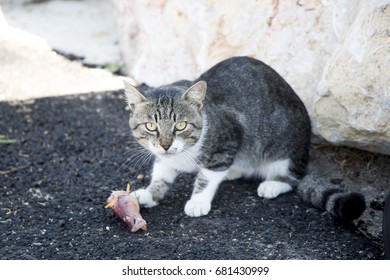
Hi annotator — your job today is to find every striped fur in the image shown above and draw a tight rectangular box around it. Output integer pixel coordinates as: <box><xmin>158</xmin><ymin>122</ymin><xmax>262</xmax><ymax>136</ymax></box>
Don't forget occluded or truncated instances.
<box><xmin>298</xmin><ymin>175</ymin><xmax>366</xmax><ymax>222</ymax></box>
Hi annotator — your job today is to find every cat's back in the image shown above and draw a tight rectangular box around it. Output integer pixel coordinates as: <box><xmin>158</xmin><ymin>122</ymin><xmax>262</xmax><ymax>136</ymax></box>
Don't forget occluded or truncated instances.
<box><xmin>198</xmin><ymin>56</ymin><xmax>308</xmax><ymax>120</ymax></box>
<box><xmin>197</xmin><ymin>56</ymin><xmax>311</xmax><ymax>165</ymax></box>
<box><xmin>197</xmin><ymin>56</ymin><xmax>302</xmax><ymax>109</ymax></box>
<box><xmin>199</xmin><ymin>56</ymin><xmax>271</xmax><ymax>84</ymax></box>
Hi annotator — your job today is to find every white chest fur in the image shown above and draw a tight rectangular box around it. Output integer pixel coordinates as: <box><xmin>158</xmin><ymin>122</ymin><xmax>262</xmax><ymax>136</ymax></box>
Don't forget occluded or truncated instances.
<box><xmin>157</xmin><ymin>143</ymin><xmax>203</xmax><ymax>173</ymax></box>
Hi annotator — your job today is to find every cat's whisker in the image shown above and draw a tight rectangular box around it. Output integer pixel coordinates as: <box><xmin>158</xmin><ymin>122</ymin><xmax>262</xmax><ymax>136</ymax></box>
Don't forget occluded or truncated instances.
<box><xmin>188</xmin><ymin>148</ymin><xmax>206</xmax><ymax>167</ymax></box>
<box><xmin>137</xmin><ymin>150</ymin><xmax>154</xmax><ymax>170</ymax></box>
<box><xmin>122</xmin><ymin>146</ymin><xmax>146</xmax><ymax>156</ymax></box>
<box><xmin>181</xmin><ymin>149</ymin><xmax>203</xmax><ymax>170</ymax></box>
<box><xmin>119</xmin><ymin>149</ymin><xmax>149</xmax><ymax>171</ymax></box>
<box><xmin>118</xmin><ymin>155</ymin><xmax>141</xmax><ymax>171</ymax></box>
<box><xmin>123</xmin><ymin>149</ymin><xmax>146</xmax><ymax>161</ymax></box>
<box><xmin>179</xmin><ymin>150</ymin><xmax>193</xmax><ymax>171</ymax></box>
<box><xmin>189</xmin><ymin>143</ymin><xmax>211</xmax><ymax>161</ymax></box>
<box><xmin>131</xmin><ymin>150</ymin><xmax>152</xmax><ymax>171</ymax></box>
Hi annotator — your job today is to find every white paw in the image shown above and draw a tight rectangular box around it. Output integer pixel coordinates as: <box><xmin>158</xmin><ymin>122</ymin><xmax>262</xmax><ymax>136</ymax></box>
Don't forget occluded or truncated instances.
<box><xmin>257</xmin><ymin>181</ymin><xmax>292</xmax><ymax>199</ymax></box>
<box><xmin>131</xmin><ymin>189</ymin><xmax>157</xmax><ymax>208</ymax></box>
<box><xmin>184</xmin><ymin>199</ymin><xmax>211</xmax><ymax>217</ymax></box>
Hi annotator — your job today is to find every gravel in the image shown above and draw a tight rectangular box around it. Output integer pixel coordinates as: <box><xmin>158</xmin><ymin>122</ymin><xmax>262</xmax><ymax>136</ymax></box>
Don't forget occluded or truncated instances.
<box><xmin>0</xmin><ymin>91</ymin><xmax>387</xmax><ymax>259</ymax></box>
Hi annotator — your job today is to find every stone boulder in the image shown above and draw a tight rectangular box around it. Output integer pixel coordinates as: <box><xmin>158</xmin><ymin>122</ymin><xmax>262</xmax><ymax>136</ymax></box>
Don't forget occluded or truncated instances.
<box><xmin>313</xmin><ymin>4</ymin><xmax>390</xmax><ymax>154</ymax></box>
<box><xmin>112</xmin><ymin>0</ymin><xmax>390</xmax><ymax>154</ymax></box>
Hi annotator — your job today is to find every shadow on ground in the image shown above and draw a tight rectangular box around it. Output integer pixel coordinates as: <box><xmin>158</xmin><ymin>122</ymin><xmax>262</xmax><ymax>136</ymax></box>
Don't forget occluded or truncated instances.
<box><xmin>0</xmin><ymin>91</ymin><xmax>388</xmax><ymax>259</ymax></box>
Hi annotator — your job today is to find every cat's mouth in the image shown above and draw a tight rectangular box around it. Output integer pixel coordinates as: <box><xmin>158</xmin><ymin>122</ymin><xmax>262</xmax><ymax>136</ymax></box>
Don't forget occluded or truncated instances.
<box><xmin>159</xmin><ymin>150</ymin><xmax>179</xmax><ymax>157</ymax></box>
<box><xmin>151</xmin><ymin>148</ymin><xmax>177</xmax><ymax>158</ymax></box>
<box><xmin>148</xmin><ymin>141</ymin><xmax>185</xmax><ymax>157</ymax></box>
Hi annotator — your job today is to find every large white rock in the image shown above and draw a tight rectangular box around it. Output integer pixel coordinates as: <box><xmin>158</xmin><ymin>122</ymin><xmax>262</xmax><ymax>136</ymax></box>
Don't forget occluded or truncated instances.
<box><xmin>314</xmin><ymin>3</ymin><xmax>390</xmax><ymax>154</ymax></box>
<box><xmin>112</xmin><ymin>0</ymin><xmax>390</xmax><ymax>154</ymax></box>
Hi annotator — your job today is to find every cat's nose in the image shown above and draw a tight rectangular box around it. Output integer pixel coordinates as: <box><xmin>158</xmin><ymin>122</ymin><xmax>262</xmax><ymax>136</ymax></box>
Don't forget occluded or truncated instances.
<box><xmin>161</xmin><ymin>144</ymin><xmax>171</xmax><ymax>151</ymax></box>
<box><xmin>159</xmin><ymin>137</ymin><xmax>172</xmax><ymax>151</ymax></box>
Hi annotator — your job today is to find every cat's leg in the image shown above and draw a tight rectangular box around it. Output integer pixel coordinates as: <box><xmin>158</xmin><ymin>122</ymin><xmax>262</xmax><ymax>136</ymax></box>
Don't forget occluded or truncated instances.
<box><xmin>185</xmin><ymin>169</ymin><xmax>229</xmax><ymax>217</ymax></box>
<box><xmin>226</xmin><ymin>166</ymin><xmax>243</xmax><ymax>181</ymax></box>
<box><xmin>133</xmin><ymin>160</ymin><xmax>178</xmax><ymax>207</ymax></box>
<box><xmin>257</xmin><ymin>159</ymin><xmax>296</xmax><ymax>199</ymax></box>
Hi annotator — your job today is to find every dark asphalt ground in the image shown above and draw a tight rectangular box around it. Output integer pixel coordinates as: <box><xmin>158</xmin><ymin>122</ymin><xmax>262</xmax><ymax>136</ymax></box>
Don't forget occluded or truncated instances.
<box><xmin>0</xmin><ymin>91</ymin><xmax>387</xmax><ymax>259</ymax></box>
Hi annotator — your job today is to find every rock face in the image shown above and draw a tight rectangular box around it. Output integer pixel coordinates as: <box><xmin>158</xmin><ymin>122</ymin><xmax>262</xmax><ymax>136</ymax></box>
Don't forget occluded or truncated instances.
<box><xmin>313</xmin><ymin>4</ymin><xmax>390</xmax><ymax>155</ymax></box>
<box><xmin>113</xmin><ymin>0</ymin><xmax>390</xmax><ymax>154</ymax></box>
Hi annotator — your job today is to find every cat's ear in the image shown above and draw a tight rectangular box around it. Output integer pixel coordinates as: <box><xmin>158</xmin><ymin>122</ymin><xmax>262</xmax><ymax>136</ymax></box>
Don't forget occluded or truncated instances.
<box><xmin>181</xmin><ymin>81</ymin><xmax>207</xmax><ymax>111</ymax></box>
<box><xmin>123</xmin><ymin>80</ymin><xmax>147</xmax><ymax>110</ymax></box>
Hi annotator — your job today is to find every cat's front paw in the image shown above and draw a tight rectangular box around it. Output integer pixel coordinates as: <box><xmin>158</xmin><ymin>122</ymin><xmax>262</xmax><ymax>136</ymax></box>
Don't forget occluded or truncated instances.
<box><xmin>184</xmin><ymin>199</ymin><xmax>211</xmax><ymax>217</ymax></box>
<box><xmin>257</xmin><ymin>181</ymin><xmax>292</xmax><ymax>199</ymax></box>
<box><xmin>131</xmin><ymin>189</ymin><xmax>157</xmax><ymax>208</ymax></box>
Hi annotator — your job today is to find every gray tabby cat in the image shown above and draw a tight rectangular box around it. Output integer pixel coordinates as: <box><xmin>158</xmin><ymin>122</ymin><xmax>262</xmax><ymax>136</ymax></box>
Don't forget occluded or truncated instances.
<box><xmin>124</xmin><ymin>56</ymin><xmax>365</xmax><ymax>221</ymax></box>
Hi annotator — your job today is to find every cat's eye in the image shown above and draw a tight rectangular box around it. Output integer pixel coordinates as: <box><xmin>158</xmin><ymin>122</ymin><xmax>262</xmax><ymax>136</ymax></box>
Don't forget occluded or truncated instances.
<box><xmin>175</xmin><ymin>121</ymin><xmax>187</xmax><ymax>131</ymax></box>
<box><xmin>145</xmin><ymin>122</ymin><xmax>157</xmax><ymax>132</ymax></box>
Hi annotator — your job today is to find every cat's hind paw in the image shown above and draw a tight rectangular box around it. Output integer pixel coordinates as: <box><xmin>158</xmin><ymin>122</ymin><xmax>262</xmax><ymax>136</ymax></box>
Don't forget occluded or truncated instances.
<box><xmin>131</xmin><ymin>189</ymin><xmax>157</xmax><ymax>208</ymax></box>
<box><xmin>257</xmin><ymin>181</ymin><xmax>292</xmax><ymax>199</ymax></box>
<box><xmin>184</xmin><ymin>199</ymin><xmax>211</xmax><ymax>217</ymax></box>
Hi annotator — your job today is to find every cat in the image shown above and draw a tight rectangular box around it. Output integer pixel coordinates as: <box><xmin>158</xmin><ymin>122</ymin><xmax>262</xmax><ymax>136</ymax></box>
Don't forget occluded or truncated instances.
<box><xmin>123</xmin><ymin>56</ymin><xmax>365</xmax><ymax>221</ymax></box>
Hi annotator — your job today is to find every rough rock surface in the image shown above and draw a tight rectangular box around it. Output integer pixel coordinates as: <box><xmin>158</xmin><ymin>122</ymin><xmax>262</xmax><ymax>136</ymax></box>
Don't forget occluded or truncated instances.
<box><xmin>112</xmin><ymin>0</ymin><xmax>390</xmax><ymax>155</ymax></box>
<box><xmin>313</xmin><ymin>4</ymin><xmax>390</xmax><ymax>155</ymax></box>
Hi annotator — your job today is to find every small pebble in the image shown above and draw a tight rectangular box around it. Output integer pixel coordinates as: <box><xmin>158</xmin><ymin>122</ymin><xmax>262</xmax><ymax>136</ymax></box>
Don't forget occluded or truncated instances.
<box><xmin>137</xmin><ymin>174</ymin><xmax>144</xmax><ymax>180</ymax></box>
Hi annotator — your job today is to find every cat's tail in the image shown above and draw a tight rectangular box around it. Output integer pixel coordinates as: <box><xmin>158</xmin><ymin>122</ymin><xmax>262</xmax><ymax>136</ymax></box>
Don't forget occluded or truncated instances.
<box><xmin>297</xmin><ymin>175</ymin><xmax>366</xmax><ymax>222</ymax></box>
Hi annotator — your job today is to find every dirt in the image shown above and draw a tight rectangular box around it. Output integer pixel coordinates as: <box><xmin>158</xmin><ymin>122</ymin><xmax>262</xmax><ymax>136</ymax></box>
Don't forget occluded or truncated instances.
<box><xmin>0</xmin><ymin>91</ymin><xmax>388</xmax><ymax>259</ymax></box>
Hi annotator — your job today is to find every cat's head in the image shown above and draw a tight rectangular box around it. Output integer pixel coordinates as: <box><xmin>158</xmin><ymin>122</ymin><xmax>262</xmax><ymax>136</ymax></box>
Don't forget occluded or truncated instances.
<box><xmin>124</xmin><ymin>80</ymin><xmax>207</xmax><ymax>158</ymax></box>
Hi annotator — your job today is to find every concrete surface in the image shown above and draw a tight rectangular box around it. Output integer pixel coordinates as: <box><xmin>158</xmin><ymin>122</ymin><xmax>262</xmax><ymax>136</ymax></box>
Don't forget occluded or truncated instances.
<box><xmin>2</xmin><ymin>0</ymin><xmax>120</xmax><ymax>65</ymax></box>
<box><xmin>0</xmin><ymin>1</ymin><xmax>128</xmax><ymax>102</ymax></box>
